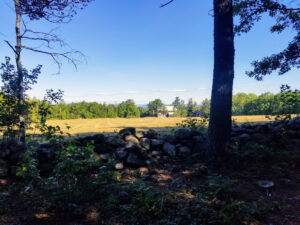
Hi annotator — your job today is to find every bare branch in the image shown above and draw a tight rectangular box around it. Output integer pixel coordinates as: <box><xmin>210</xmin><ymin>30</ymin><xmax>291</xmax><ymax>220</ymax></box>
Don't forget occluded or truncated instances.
<box><xmin>160</xmin><ymin>0</ymin><xmax>175</xmax><ymax>8</ymax></box>
<box><xmin>4</xmin><ymin>40</ymin><xmax>17</xmax><ymax>54</ymax></box>
<box><xmin>21</xmin><ymin>45</ymin><xmax>84</xmax><ymax>74</ymax></box>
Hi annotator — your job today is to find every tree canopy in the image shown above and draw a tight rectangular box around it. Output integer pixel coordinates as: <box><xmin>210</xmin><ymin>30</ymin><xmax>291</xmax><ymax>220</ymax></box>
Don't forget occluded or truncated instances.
<box><xmin>234</xmin><ymin>0</ymin><xmax>300</xmax><ymax>80</ymax></box>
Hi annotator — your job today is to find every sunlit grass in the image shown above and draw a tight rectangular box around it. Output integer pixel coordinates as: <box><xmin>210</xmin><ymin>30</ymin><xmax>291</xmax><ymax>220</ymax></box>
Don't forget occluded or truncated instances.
<box><xmin>26</xmin><ymin>115</ymin><xmax>282</xmax><ymax>136</ymax></box>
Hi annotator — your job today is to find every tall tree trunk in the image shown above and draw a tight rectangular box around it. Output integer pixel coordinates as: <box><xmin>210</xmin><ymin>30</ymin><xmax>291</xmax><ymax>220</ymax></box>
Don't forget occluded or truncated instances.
<box><xmin>14</xmin><ymin>0</ymin><xmax>26</xmax><ymax>143</ymax></box>
<box><xmin>207</xmin><ymin>0</ymin><xmax>234</xmax><ymax>161</ymax></box>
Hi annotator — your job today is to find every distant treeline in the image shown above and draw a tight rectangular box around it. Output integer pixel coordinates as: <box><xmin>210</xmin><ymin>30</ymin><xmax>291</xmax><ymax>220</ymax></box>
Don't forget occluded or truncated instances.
<box><xmin>12</xmin><ymin>91</ymin><xmax>300</xmax><ymax>121</ymax></box>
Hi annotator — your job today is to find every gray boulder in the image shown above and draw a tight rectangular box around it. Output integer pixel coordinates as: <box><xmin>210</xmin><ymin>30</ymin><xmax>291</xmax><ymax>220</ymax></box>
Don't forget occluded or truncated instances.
<box><xmin>174</xmin><ymin>128</ymin><xmax>192</xmax><ymax>140</ymax></box>
<box><xmin>163</xmin><ymin>142</ymin><xmax>176</xmax><ymax>158</ymax></box>
<box><xmin>115</xmin><ymin>162</ymin><xmax>124</xmax><ymax>170</ymax></box>
<box><xmin>125</xmin><ymin>141</ymin><xmax>141</xmax><ymax>152</ymax></box>
<box><xmin>126</xmin><ymin>153</ymin><xmax>145</xmax><ymax>167</ymax></box>
<box><xmin>105</xmin><ymin>135</ymin><xmax>124</xmax><ymax>147</ymax></box>
<box><xmin>119</xmin><ymin>127</ymin><xmax>136</xmax><ymax>139</ymax></box>
<box><xmin>151</xmin><ymin>139</ymin><xmax>164</xmax><ymax>149</ymax></box>
<box><xmin>178</xmin><ymin>146</ymin><xmax>191</xmax><ymax>158</ymax></box>
<box><xmin>161</xmin><ymin>134</ymin><xmax>176</xmax><ymax>144</ymax></box>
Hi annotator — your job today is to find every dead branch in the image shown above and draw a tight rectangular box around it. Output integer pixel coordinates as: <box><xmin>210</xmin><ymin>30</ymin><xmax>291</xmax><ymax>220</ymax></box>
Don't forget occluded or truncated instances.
<box><xmin>21</xmin><ymin>45</ymin><xmax>84</xmax><ymax>73</ymax></box>
<box><xmin>160</xmin><ymin>0</ymin><xmax>175</xmax><ymax>8</ymax></box>
<box><xmin>4</xmin><ymin>40</ymin><xmax>17</xmax><ymax>54</ymax></box>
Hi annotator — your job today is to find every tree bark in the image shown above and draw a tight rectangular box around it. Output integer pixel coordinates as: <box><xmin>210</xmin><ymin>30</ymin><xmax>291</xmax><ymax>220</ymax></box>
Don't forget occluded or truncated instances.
<box><xmin>207</xmin><ymin>0</ymin><xmax>235</xmax><ymax>161</ymax></box>
<box><xmin>14</xmin><ymin>0</ymin><xmax>26</xmax><ymax>143</ymax></box>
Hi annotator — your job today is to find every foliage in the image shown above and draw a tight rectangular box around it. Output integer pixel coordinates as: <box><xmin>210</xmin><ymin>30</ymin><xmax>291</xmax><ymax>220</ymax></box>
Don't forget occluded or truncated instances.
<box><xmin>117</xmin><ymin>99</ymin><xmax>140</xmax><ymax>118</ymax></box>
<box><xmin>177</xmin><ymin>117</ymin><xmax>208</xmax><ymax>131</ymax></box>
<box><xmin>0</xmin><ymin>57</ymin><xmax>41</xmax><ymax>139</ymax></box>
<box><xmin>186</xmin><ymin>98</ymin><xmax>197</xmax><ymax>117</ymax></box>
<box><xmin>3</xmin><ymin>89</ymin><xmax>299</xmax><ymax>124</ymax></box>
<box><xmin>147</xmin><ymin>99</ymin><xmax>167</xmax><ymax>116</ymax></box>
<box><xmin>274</xmin><ymin>84</ymin><xmax>300</xmax><ymax>120</ymax></box>
<box><xmin>172</xmin><ymin>97</ymin><xmax>187</xmax><ymax>117</ymax></box>
<box><xmin>234</xmin><ymin>0</ymin><xmax>300</xmax><ymax>80</ymax></box>
<box><xmin>199</xmin><ymin>98</ymin><xmax>210</xmax><ymax>117</ymax></box>
<box><xmin>20</xmin><ymin>0</ymin><xmax>94</xmax><ymax>23</ymax></box>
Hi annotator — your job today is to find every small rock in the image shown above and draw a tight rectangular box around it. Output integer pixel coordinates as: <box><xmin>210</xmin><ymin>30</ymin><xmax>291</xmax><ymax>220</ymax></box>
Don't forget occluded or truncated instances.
<box><xmin>126</xmin><ymin>153</ymin><xmax>144</xmax><ymax>167</ymax></box>
<box><xmin>140</xmin><ymin>138</ymin><xmax>151</xmax><ymax>150</ymax></box>
<box><xmin>139</xmin><ymin>167</ymin><xmax>149</xmax><ymax>176</ymax></box>
<box><xmin>115</xmin><ymin>162</ymin><xmax>124</xmax><ymax>170</ymax></box>
<box><xmin>125</xmin><ymin>141</ymin><xmax>141</xmax><ymax>152</ymax></box>
<box><xmin>124</xmin><ymin>135</ymin><xmax>139</xmax><ymax>143</ymax></box>
<box><xmin>163</xmin><ymin>142</ymin><xmax>176</xmax><ymax>158</ymax></box>
<box><xmin>151</xmin><ymin>150</ymin><xmax>162</xmax><ymax>157</ymax></box>
<box><xmin>99</xmin><ymin>153</ymin><xmax>111</xmax><ymax>161</ymax></box>
<box><xmin>151</xmin><ymin>139</ymin><xmax>164</xmax><ymax>149</ymax></box>
<box><xmin>115</xmin><ymin>148</ymin><xmax>128</xmax><ymax>160</ymax></box>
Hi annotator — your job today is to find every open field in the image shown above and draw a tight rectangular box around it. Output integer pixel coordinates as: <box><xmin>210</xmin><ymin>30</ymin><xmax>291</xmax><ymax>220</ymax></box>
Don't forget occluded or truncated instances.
<box><xmin>27</xmin><ymin>115</ymin><xmax>280</xmax><ymax>136</ymax></box>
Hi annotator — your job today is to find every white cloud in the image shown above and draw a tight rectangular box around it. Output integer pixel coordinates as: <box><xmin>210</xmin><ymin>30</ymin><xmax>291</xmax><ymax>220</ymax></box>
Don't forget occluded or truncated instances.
<box><xmin>125</xmin><ymin>90</ymin><xmax>138</xmax><ymax>94</ymax></box>
<box><xmin>157</xmin><ymin>89</ymin><xmax>186</xmax><ymax>93</ymax></box>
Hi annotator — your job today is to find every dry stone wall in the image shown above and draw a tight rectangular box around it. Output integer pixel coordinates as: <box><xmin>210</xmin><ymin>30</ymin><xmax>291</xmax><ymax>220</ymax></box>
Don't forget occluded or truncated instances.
<box><xmin>0</xmin><ymin>117</ymin><xmax>300</xmax><ymax>177</ymax></box>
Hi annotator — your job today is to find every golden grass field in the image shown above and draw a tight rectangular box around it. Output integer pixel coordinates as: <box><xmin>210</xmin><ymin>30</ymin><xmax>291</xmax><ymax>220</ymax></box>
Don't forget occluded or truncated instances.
<box><xmin>27</xmin><ymin>115</ymin><xmax>278</xmax><ymax>136</ymax></box>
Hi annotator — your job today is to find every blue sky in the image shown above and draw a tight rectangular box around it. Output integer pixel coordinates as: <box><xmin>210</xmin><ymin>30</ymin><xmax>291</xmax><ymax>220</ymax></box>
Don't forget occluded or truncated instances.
<box><xmin>0</xmin><ymin>0</ymin><xmax>299</xmax><ymax>104</ymax></box>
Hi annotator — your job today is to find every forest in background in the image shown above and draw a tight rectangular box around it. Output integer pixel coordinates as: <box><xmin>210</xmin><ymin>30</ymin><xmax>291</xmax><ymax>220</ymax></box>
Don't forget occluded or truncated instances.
<box><xmin>8</xmin><ymin>90</ymin><xmax>299</xmax><ymax>121</ymax></box>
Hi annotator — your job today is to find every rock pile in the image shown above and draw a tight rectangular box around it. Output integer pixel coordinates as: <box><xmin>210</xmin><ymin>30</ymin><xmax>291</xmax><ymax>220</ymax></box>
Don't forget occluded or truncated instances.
<box><xmin>75</xmin><ymin>127</ymin><xmax>207</xmax><ymax>169</ymax></box>
<box><xmin>231</xmin><ymin>117</ymin><xmax>300</xmax><ymax>145</ymax></box>
<box><xmin>0</xmin><ymin>117</ymin><xmax>299</xmax><ymax>177</ymax></box>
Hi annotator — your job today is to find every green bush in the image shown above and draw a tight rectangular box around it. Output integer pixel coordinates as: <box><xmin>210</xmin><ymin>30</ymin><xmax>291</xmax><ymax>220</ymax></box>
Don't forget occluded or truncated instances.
<box><xmin>176</xmin><ymin>117</ymin><xmax>208</xmax><ymax>131</ymax></box>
